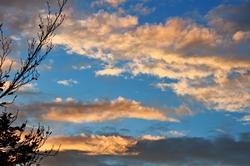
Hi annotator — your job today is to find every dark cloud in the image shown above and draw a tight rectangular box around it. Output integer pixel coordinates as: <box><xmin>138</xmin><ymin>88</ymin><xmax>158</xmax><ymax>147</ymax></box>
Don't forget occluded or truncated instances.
<box><xmin>0</xmin><ymin>0</ymin><xmax>46</xmax><ymax>8</ymax></box>
<box><xmin>42</xmin><ymin>151</ymin><xmax>146</xmax><ymax>166</ymax></box>
<box><xmin>40</xmin><ymin>134</ymin><xmax>250</xmax><ymax>166</ymax></box>
<box><xmin>0</xmin><ymin>0</ymin><xmax>46</xmax><ymax>32</ymax></box>
<box><xmin>207</xmin><ymin>2</ymin><xmax>250</xmax><ymax>33</ymax></box>
<box><xmin>240</xmin><ymin>132</ymin><xmax>250</xmax><ymax>142</ymax></box>
<box><xmin>42</xmin><ymin>151</ymin><xmax>105</xmax><ymax>166</ymax></box>
<box><xmin>130</xmin><ymin>135</ymin><xmax>250</xmax><ymax>166</ymax></box>
<box><xmin>0</xmin><ymin>0</ymin><xmax>71</xmax><ymax>34</ymax></box>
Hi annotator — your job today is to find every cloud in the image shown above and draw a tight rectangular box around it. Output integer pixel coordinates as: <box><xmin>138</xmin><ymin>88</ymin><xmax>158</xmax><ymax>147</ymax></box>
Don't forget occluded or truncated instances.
<box><xmin>41</xmin><ymin>134</ymin><xmax>137</xmax><ymax>155</ymax></box>
<box><xmin>38</xmin><ymin>59</ymin><xmax>54</xmax><ymax>71</ymax></box>
<box><xmin>53</xmin><ymin>11</ymin><xmax>138</xmax><ymax>62</ymax></box>
<box><xmin>42</xmin><ymin>151</ymin><xmax>105</xmax><ymax>166</ymax></box>
<box><xmin>174</xmin><ymin>105</ymin><xmax>193</xmax><ymax>117</ymax></box>
<box><xmin>53</xmin><ymin>9</ymin><xmax>250</xmax><ymax>111</ymax></box>
<box><xmin>16</xmin><ymin>83</ymin><xmax>41</xmax><ymax>96</ymax></box>
<box><xmin>165</xmin><ymin>75</ymin><xmax>250</xmax><ymax>111</ymax></box>
<box><xmin>130</xmin><ymin>3</ymin><xmax>155</xmax><ymax>16</ymax></box>
<box><xmin>18</xmin><ymin>83</ymin><xmax>38</xmax><ymax>92</ymax></box>
<box><xmin>2</xmin><ymin>0</ymin><xmax>250</xmax><ymax>113</ymax></box>
<box><xmin>54</xmin><ymin>97</ymin><xmax>75</xmax><ymax>103</ymax></box>
<box><xmin>106</xmin><ymin>0</ymin><xmax>125</xmax><ymax>7</ymax></box>
<box><xmin>207</xmin><ymin>2</ymin><xmax>250</xmax><ymax>33</ymax></box>
<box><xmin>241</xmin><ymin>115</ymin><xmax>250</xmax><ymax>123</ymax></box>
<box><xmin>165</xmin><ymin>130</ymin><xmax>186</xmax><ymax>138</ymax></box>
<box><xmin>3</xmin><ymin>2</ymin><xmax>245</xmax><ymax>112</ymax></box>
<box><xmin>42</xmin><ymin>134</ymin><xmax>250</xmax><ymax>166</ymax></box>
<box><xmin>0</xmin><ymin>0</ymin><xmax>46</xmax><ymax>8</ymax></box>
<box><xmin>54</xmin><ymin>97</ymin><xmax>63</xmax><ymax>103</ymax></box>
<box><xmin>130</xmin><ymin>135</ymin><xmax>250</xmax><ymax>165</ymax></box>
<box><xmin>92</xmin><ymin>0</ymin><xmax>126</xmax><ymax>7</ymax></box>
<box><xmin>57</xmin><ymin>79</ymin><xmax>79</xmax><ymax>86</ymax></box>
<box><xmin>0</xmin><ymin>0</ymin><xmax>64</xmax><ymax>35</ymax></box>
<box><xmin>39</xmin><ymin>97</ymin><xmax>178</xmax><ymax>123</ymax></box>
<box><xmin>95</xmin><ymin>67</ymin><xmax>124</xmax><ymax>76</ymax></box>
<box><xmin>41</xmin><ymin>133</ymin><xmax>186</xmax><ymax>156</ymax></box>
<box><xmin>65</xmin><ymin>97</ymin><xmax>75</xmax><ymax>102</ymax></box>
<box><xmin>233</xmin><ymin>31</ymin><xmax>250</xmax><ymax>42</ymax></box>
<box><xmin>19</xmin><ymin>97</ymin><xmax>178</xmax><ymax>123</ymax></box>
<box><xmin>140</xmin><ymin>135</ymin><xmax>165</xmax><ymax>141</ymax></box>
<box><xmin>72</xmin><ymin>64</ymin><xmax>91</xmax><ymax>70</ymax></box>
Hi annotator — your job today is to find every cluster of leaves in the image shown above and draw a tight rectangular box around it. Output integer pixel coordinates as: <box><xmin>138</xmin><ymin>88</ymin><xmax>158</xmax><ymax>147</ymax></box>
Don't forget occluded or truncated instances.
<box><xmin>0</xmin><ymin>0</ymin><xmax>67</xmax><ymax>165</ymax></box>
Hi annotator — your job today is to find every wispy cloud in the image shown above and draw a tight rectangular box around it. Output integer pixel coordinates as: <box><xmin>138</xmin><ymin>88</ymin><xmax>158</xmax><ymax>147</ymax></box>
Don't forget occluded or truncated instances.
<box><xmin>95</xmin><ymin>67</ymin><xmax>124</xmax><ymax>76</ymax></box>
<box><xmin>140</xmin><ymin>135</ymin><xmax>166</xmax><ymax>141</ymax></box>
<box><xmin>16</xmin><ymin>83</ymin><xmax>41</xmax><ymax>96</ymax></box>
<box><xmin>92</xmin><ymin>0</ymin><xmax>126</xmax><ymax>7</ymax></box>
<box><xmin>42</xmin><ymin>97</ymin><xmax>178</xmax><ymax>123</ymax></box>
<box><xmin>72</xmin><ymin>64</ymin><xmax>91</xmax><ymax>71</ymax></box>
<box><xmin>57</xmin><ymin>79</ymin><xmax>79</xmax><ymax>86</ymax></box>
<box><xmin>241</xmin><ymin>115</ymin><xmax>250</xmax><ymax>123</ymax></box>
<box><xmin>20</xmin><ymin>97</ymin><xmax>179</xmax><ymax>123</ymax></box>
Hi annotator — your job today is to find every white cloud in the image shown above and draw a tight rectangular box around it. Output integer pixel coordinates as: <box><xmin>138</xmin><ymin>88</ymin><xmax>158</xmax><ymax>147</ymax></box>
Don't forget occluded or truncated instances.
<box><xmin>57</xmin><ymin>79</ymin><xmax>79</xmax><ymax>86</ymax></box>
<box><xmin>65</xmin><ymin>97</ymin><xmax>75</xmax><ymax>102</ymax></box>
<box><xmin>54</xmin><ymin>97</ymin><xmax>63</xmax><ymax>103</ymax></box>
<box><xmin>54</xmin><ymin>97</ymin><xmax>75</xmax><ymax>103</ymax></box>
<box><xmin>18</xmin><ymin>83</ymin><xmax>39</xmax><ymax>93</ymax></box>
<box><xmin>166</xmin><ymin>130</ymin><xmax>186</xmax><ymax>138</ymax></box>
<box><xmin>241</xmin><ymin>115</ymin><xmax>250</xmax><ymax>122</ymax></box>
<box><xmin>72</xmin><ymin>64</ymin><xmax>91</xmax><ymax>70</ymax></box>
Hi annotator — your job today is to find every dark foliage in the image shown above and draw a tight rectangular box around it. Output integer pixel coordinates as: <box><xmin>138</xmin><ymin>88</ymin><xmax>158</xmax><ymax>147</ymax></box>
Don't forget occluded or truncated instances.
<box><xmin>0</xmin><ymin>112</ymin><xmax>57</xmax><ymax>166</ymax></box>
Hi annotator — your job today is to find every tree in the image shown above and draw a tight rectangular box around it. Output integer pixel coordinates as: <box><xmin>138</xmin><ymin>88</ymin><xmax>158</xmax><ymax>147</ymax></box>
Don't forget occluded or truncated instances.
<box><xmin>0</xmin><ymin>0</ymin><xmax>67</xmax><ymax>165</ymax></box>
<box><xmin>0</xmin><ymin>111</ymin><xmax>55</xmax><ymax>165</ymax></box>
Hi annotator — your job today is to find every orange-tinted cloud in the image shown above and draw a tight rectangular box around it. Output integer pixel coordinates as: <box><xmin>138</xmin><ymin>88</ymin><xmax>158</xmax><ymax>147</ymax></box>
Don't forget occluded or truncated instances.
<box><xmin>92</xmin><ymin>0</ymin><xmax>126</xmax><ymax>7</ymax></box>
<box><xmin>95</xmin><ymin>67</ymin><xmax>125</xmax><ymax>76</ymax></box>
<box><xmin>53</xmin><ymin>9</ymin><xmax>250</xmax><ymax>112</ymax></box>
<box><xmin>21</xmin><ymin>97</ymin><xmax>178</xmax><ymax>123</ymax></box>
<box><xmin>41</xmin><ymin>134</ymin><xmax>137</xmax><ymax>155</ymax></box>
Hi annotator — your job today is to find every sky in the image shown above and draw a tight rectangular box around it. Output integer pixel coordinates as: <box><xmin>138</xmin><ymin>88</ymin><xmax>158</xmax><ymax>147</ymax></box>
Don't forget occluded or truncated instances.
<box><xmin>1</xmin><ymin>0</ymin><xmax>250</xmax><ymax>165</ymax></box>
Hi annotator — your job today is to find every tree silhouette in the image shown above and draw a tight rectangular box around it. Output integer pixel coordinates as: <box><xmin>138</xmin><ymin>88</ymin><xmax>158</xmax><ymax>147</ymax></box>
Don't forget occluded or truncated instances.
<box><xmin>0</xmin><ymin>111</ymin><xmax>56</xmax><ymax>165</ymax></box>
<box><xmin>0</xmin><ymin>0</ymin><xmax>67</xmax><ymax>165</ymax></box>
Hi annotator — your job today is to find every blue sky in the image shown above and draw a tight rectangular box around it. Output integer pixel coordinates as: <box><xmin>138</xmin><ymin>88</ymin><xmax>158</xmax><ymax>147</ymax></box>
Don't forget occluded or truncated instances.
<box><xmin>1</xmin><ymin>0</ymin><xmax>250</xmax><ymax>165</ymax></box>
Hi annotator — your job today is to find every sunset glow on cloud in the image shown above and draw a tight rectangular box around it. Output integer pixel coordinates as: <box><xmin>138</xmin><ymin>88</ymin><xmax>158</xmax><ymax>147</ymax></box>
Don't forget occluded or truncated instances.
<box><xmin>42</xmin><ymin>134</ymin><xmax>138</xmax><ymax>155</ymax></box>
<box><xmin>1</xmin><ymin>0</ymin><xmax>250</xmax><ymax>165</ymax></box>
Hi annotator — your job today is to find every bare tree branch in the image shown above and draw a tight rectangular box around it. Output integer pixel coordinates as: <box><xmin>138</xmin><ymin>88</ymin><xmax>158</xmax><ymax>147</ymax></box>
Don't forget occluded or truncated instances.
<box><xmin>0</xmin><ymin>0</ymin><xmax>67</xmax><ymax>107</ymax></box>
